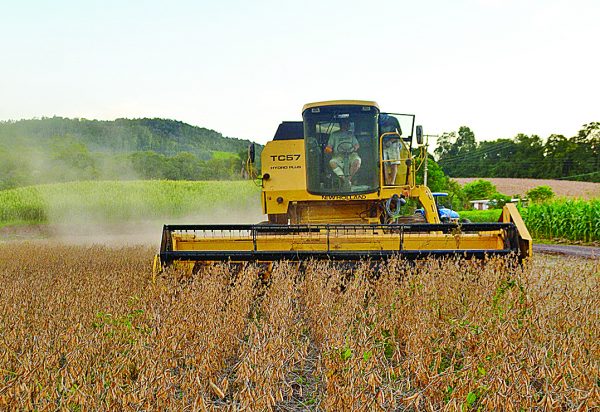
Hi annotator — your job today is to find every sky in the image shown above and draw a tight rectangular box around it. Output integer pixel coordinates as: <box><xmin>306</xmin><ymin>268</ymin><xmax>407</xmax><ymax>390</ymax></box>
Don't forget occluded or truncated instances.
<box><xmin>1</xmin><ymin>0</ymin><xmax>598</xmax><ymax>145</ymax></box>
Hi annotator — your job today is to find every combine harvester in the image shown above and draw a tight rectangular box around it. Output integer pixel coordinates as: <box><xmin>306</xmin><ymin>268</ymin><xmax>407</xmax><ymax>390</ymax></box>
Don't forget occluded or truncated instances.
<box><xmin>154</xmin><ymin>100</ymin><xmax>531</xmax><ymax>274</ymax></box>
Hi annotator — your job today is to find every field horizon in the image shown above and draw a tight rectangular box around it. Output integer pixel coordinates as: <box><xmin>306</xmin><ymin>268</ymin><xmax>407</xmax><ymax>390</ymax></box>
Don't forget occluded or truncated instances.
<box><xmin>453</xmin><ymin>177</ymin><xmax>600</xmax><ymax>200</ymax></box>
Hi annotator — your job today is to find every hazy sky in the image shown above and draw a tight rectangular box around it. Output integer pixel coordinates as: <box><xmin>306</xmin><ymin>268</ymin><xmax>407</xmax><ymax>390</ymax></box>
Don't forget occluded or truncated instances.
<box><xmin>1</xmin><ymin>0</ymin><xmax>598</xmax><ymax>144</ymax></box>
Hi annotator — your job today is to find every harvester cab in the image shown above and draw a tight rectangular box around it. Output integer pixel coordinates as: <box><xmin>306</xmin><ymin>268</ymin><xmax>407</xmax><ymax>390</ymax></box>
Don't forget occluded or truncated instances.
<box><xmin>154</xmin><ymin>100</ymin><xmax>532</xmax><ymax>274</ymax></box>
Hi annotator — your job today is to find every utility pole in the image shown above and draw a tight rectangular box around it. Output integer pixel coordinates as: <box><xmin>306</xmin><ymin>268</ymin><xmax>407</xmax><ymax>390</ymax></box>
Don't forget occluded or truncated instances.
<box><xmin>423</xmin><ymin>134</ymin><xmax>428</xmax><ymax>187</ymax></box>
<box><xmin>423</xmin><ymin>134</ymin><xmax>439</xmax><ymax>187</ymax></box>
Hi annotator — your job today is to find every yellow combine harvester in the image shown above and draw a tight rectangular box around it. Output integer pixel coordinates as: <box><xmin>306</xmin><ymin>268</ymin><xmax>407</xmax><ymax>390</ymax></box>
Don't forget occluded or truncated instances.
<box><xmin>154</xmin><ymin>100</ymin><xmax>531</xmax><ymax>273</ymax></box>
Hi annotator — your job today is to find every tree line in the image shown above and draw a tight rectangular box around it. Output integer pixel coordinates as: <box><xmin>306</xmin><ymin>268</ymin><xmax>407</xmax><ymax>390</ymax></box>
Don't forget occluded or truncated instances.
<box><xmin>0</xmin><ymin>141</ymin><xmax>250</xmax><ymax>190</ymax></box>
<box><xmin>434</xmin><ymin>122</ymin><xmax>599</xmax><ymax>182</ymax></box>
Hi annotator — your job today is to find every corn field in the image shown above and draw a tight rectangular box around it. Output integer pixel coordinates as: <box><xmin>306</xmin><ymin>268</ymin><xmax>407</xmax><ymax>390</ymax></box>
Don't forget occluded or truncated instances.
<box><xmin>523</xmin><ymin>199</ymin><xmax>600</xmax><ymax>243</ymax></box>
<box><xmin>0</xmin><ymin>244</ymin><xmax>598</xmax><ymax>411</ymax></box>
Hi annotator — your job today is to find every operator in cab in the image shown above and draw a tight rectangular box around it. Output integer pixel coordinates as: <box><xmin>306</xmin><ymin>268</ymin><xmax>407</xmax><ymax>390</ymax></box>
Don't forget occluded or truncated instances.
<box><xmin>324</xmin><ymin>118</ymin><xmax>361</xmax><ymax>187</ymax></box>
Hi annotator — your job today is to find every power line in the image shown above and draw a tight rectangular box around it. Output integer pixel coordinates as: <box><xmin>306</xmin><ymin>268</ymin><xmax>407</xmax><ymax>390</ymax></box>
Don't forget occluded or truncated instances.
<box><xmin>435</xmin><ymin>136</ymin><xmax>598</xmax><ymax>165</ymax></box>
<box><xmin>435</xmin><ymin>141</ymin><xmax>517</xmax><ymax>163</ymax></box>
<box><xmin>437</xmin><ymin>141</ymin><xmax>517</xmax><ymax>160</ymax></box>
<box><xmin>441</xmin><ymin>157</ymin><xmax>597</xmax><ymax>167</ymax></box>
<box><xmin>556</xmin><ymin>170</ymin><xmax>600</xmax><ymax>180</ymax></box>
<box><xmin>437</xmin><ymin>146</ymin><xmax>597</xmax><ymax>166</ymax></box>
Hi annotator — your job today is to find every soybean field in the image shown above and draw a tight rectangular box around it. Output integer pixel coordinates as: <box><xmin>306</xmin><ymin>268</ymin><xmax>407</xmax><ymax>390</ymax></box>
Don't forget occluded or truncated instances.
<box><xmin>0</xmin><ymin>245</ymin><xmax>598</xmax><ymax>410</ymax></box>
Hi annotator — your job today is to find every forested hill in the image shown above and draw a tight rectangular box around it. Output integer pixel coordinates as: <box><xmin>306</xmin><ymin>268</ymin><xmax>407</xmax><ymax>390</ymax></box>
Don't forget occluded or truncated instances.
<box><xmin>0</xmin><ymin>117</ymin><xmax>251</xmax><ymax>159</ymax></box>
<box><xmin>0</xmin><ymin>117</ymin><xmax>257</xmax><ymax>190</ymax></box>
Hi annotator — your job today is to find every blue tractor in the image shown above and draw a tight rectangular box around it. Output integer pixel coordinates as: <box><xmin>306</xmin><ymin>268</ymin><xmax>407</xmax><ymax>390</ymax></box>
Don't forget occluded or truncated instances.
<box><xmin>415</xmin><ymin>192</ymin><xmax>467</xmax><ymax>223</ymax></box>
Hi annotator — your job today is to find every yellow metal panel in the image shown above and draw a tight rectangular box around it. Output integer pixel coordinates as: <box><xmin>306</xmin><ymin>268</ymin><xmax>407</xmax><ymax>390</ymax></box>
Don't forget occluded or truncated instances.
<box><xmin>296</xmin><ymin>201</ymin><xmax>372</xmax><ymax>224</ymax></box>
<box><xmin>171</xmin><ymin>231</ymin><xmax>508</xmax><ymax>253</ymax></box>
<box><xmin>302</xmin><ymin>100</ymin><xmax>379</xmax><ymax>112</ymax></box>
<box><xmin>262</xmin><ymin>140</ymin><xmax>306</xmax><ymax>191</ymax></box>
<box><xmin>261</xmin><ymin>139</ymin><xmax>306</xmax><ymax>214</ymax></box>
<box><xmin>500</xmin><ymin>203</ymin><xmax>533</xmax><ymax>259</ymax></box>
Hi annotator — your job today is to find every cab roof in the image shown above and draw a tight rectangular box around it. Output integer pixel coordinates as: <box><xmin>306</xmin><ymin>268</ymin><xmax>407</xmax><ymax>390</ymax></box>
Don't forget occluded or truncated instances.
<box><xmin>302</xmin><ymin>100</ymin><xmax>379</xmax><ymax>112</ymax></box>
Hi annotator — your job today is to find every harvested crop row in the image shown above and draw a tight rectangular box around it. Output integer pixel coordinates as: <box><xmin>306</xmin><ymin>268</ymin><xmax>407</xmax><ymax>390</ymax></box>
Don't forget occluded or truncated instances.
<box><xmin>0</xmin><ymin>243</ymin><xmax>598</xmax><ymax>410</ymax></box>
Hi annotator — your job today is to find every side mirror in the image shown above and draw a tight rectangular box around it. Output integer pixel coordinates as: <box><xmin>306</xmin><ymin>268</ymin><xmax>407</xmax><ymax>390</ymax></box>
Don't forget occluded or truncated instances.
<box><xmin>416</xmin><ymin>125</ymin><xmax>424</xmax><ymax>145</ymax></box>
<box><xmin>248</xmin><ymin>143</ymin><xmax>255</xmax><ymax>163</ymax></box>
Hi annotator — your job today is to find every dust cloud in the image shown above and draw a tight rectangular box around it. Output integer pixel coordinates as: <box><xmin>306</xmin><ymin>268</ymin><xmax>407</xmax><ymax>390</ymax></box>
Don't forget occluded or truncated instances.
<box><xmin>47</xmin><ymin>207</ymin><xmax>266</xmax><ymax>248</ymax></box>
<box><xmin>1</xmin><ymin>139</ymin><xmax>141</xmax><ymax>190</ymax></box>
<box><xmin>1</xmin><ymin>137</ymin><xmax>265</xmax><ymax>249</ymax></box>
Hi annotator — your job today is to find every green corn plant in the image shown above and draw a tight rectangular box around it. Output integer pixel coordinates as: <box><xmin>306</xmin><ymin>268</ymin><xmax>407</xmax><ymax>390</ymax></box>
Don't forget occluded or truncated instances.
<box><xmin>524</xmin><ymin>199</ymin><xmax>599</xmax><ymax>242</ymax></box>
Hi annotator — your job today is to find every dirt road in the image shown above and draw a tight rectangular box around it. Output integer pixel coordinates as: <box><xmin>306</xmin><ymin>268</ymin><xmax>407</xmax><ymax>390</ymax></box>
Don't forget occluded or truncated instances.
<box><xmin>534</xmin><ymin>243</ymin><xmax>599</xmax><ymax>259</ymax></box>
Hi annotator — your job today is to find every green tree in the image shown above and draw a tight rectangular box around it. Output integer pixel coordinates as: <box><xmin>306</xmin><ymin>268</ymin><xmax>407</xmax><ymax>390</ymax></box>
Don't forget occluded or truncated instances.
<box><xmin>434</xmin><ymin>131</ymin><xmax>457</xmax><ymax>159</ymax></box>
<box><xmin>165</xmin><ymin>152</ymin><xmax>206</xmax><ymax>180</ymax></box>
<box><xmin>488</xmin><ymin>192</ymin><xmax>511</xmax><ymax>209</ymax></box>
<box><xmin>456</xmin><ymin>126</ymin><xmax>476</xmax><ymax>153</ymax></box>
<box><xmin>527</xmin><ymin>185</ymin><xmax>554</xmax><ymax>203</ymax></box>
<box><xmin>513</xmin><ymin>134</ymin><xmax>545</xmax><ymax>177</ymax></box>
<box><xmin>567</xmin><ymin>122</ymin><xmax>600</xmax><ymax>180</ymax></box>
<box><xmin>455</xmin><ymin>126</ymin><xmax>478</xmax><ymax>176</ymax></box>
<box><xmin>435</xmin><ymin>127</ymin><xmax>479</xmax><ymax>177</ymax></box>
<box><xmin>130</xmin><ymin>151</ymin><xmax>169</xmax><ymax>179</ymax></box>
<box><xmin>49</xmin><ymin>136</ymin><xmax>98</xmax><ymax>182</ymax></box>
<box><xmin>543</xmin><ymin>134</ymin><xmax>576</xmax><ymax>178</ymax></box>
<box><xmin>477</xmin><ymin>139</ymin><xmax>517</xmax><ymax>177</ymax></box>
<box><xmin>0</xmin><ymin>148</ymin><xmax>29</xmax><ymax>189</ymax></box>
<box><xmin>462</xmin><ymin>179</ymin><xmax>496</xmax><ymax>202</ymax></box>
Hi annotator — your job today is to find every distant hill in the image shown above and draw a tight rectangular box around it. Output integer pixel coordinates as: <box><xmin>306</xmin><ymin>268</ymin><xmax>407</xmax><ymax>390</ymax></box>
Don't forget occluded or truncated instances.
<box><xmin>0</xmin><ymin>117</ymin><xmax>252</xmax><ymax>160</ymax></box>
<box><xmin>0</xmin><ymin>117</ymin><xmax>258</xmax><ymax>190</ymax></box>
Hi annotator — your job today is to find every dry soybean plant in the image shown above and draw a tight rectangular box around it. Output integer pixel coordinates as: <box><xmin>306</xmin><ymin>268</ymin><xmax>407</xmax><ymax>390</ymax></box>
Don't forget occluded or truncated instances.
<box><xmin>0</xmin><ymin>243</ymin><xmax>598</xmax><ymax>411</ymax></box>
